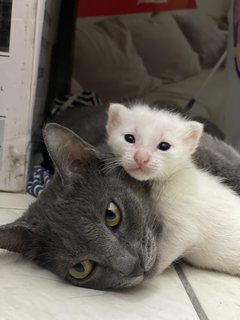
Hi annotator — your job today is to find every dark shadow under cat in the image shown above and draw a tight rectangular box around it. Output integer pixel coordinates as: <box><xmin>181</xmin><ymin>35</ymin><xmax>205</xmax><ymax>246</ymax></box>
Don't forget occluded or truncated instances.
<box><xmin>1</xmin><ymin>101</ymin><xmax>240</xmax><ymax>290</ymax></box>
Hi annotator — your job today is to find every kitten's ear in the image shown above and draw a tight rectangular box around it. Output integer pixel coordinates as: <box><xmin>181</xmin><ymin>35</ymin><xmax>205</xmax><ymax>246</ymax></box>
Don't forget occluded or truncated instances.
<box><xmin>106</xmin><ymin>103</ymin><xmax>129</xmax><ymax>133</ymax></box>
<box><xmin>0</xmin><ymin>220</ymin><xmax>35</xmax><ymax>254</ymax></box>
<box><xmin>184</xmin><ymin>121</ymin><xmax>204</xmax><ymax>154</ymax></box>
<box><xmin>43</xmin><ymin>123</ymin><xmax>97</xmax><ymax>180</ymax></box>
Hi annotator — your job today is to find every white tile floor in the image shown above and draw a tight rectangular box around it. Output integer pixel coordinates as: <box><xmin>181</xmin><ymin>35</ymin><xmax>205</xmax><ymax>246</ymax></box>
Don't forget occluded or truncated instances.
<box><xmin>1</xmin><ymin>193</ymin><xmax>240</xmax><ymax>320</ymax></box>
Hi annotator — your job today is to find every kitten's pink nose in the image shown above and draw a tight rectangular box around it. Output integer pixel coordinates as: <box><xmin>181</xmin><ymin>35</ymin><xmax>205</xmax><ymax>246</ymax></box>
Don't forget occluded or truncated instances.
<box><xmin>134</xmin><ymin>150</ymin><xmax>150</xmax><ymax>167</ymax></box>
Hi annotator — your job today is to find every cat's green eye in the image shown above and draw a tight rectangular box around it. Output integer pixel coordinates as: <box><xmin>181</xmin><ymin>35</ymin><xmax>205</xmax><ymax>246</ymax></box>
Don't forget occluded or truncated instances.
<box><xmin>69</xmin><ymin>260</ymin><xmax>93</xmax><ymax>280</ymax></box>
<box><xmin>105</xmin><ymin>202</ymin><xmax>121</xmax><ymax>228</ymax></box>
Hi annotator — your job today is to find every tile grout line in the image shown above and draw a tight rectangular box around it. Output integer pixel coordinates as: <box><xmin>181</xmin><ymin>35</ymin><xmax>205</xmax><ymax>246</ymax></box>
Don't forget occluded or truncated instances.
<box><xmin>0</xmin><ymin>206</ymin><xmax>27</xmax><ymax>210</ymax></box>
<box><xmin>175</xmin><ymin>264</ymin><xmax>209</xmax><ymax>320</ymax></box>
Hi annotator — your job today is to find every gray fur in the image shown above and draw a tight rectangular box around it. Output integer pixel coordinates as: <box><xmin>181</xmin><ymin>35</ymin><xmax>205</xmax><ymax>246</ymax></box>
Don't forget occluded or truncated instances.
<box><xmin>195</xmin><ymin>133</ymin><xmax>240</xmax><ymax>194</ymax></box>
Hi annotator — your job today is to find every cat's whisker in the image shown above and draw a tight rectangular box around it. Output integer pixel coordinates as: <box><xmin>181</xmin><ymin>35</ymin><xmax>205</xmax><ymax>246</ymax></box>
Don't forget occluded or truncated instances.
<box><xmin>116</xmin><ymin>166</ymin><xmax>125</xmax><ymax>180</ymax></box>
<box><xmin>99</xmin><ymin>161</ymin><xmax>121</xmax><ymax>175</ymax></box>
<box><xmin>99</xmin><ymin>156</ymin><xmax>122</xmax><ymax>171</ymax></box>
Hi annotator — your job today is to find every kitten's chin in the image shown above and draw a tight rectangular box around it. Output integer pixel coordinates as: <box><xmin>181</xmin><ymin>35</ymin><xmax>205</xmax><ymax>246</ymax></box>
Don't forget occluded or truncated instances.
<box><xmin>125</xmin><ymin>167</ymin><xmax>156</xmax><ymax>182</ymax></box>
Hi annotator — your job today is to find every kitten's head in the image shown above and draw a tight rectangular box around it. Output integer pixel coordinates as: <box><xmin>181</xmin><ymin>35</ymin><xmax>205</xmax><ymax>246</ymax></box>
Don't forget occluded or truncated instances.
<box><xmin>106</xmin><ymin>103</ymin><xmax>203</xmax><ymax>181</ymax></box>
<box><xmin>0</xmin><ymin>124</ymin><xmax>161</xmax><ymax>290</ymax></box>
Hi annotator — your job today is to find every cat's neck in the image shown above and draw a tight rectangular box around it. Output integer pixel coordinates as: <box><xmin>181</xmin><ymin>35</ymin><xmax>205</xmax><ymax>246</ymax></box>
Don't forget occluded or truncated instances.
<box><xmin>151</xmin><ymin>156</ymin><xmax>200</xmax><ymax>202</ymax></box>
<box><xmin>154</xmin><ymin>156</ymin><xmax>196</xmax><ymax>186</ymax></box>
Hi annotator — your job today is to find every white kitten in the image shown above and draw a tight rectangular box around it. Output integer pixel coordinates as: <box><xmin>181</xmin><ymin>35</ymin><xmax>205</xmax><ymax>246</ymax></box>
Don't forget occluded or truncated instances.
<box><xmin>106</xmin><ymin>103</ymin><xmax>240</xmax><ymax>276</ymax></box>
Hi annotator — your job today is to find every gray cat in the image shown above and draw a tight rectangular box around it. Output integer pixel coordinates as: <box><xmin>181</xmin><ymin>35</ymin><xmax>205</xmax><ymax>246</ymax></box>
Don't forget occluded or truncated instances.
<box><xmin>0</xmin><ymin>124</ymin><xmax>161</xmax><ymax>290</ymax></box>
<box><xmin>1</xmin><ymin>108</ymin><xmax>240</xmax><ymax>290</ymax></box>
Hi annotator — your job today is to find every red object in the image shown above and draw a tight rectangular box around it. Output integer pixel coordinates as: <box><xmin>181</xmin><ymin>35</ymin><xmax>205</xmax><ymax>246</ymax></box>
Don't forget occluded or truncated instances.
<box><xmin>77</xmin><ymin>0</ymin><xmax>196</xmax><ymax>18</ymax></box>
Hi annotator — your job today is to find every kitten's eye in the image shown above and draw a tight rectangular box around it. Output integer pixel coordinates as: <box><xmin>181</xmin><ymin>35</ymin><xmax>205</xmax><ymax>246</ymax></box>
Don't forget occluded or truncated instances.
<box><xmin>158</xmin><ymin>142</ymin><xmax>171</xmax><ymax>151</ymax></box>
<box><xmin>69</xmin><ymin>260</ymin><xmax>94</xmax><ymax>280</ymax></box>
<box><xmin>105</xmin><ymin>202</ymin><xmax>121</xmax><ymax>228</ymax></box>
<box><xmin>124</xmin><ymin>134</ymin><xmax>135</xmax><ymax>144</ymax></box>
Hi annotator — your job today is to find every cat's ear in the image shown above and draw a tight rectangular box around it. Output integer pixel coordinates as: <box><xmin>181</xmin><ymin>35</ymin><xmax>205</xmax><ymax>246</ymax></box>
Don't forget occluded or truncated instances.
<box><xmin>43</xmin><ymin>123</ymin><xmax>97</xmax><ymax>180</ymax></box>
<box><xmin>184</xmin><ymin>121</ymin><xmax>203</xmax><ymax>154</ymax></box>
<box><xmin>106</xmin><ymin>103</ymin><xmax>129</xmax><ymax>133</ymax></box>
<box><xmin>0</xmin><ymin>220</ymin><xmax>35</xmax><ymax>254</ymax></box>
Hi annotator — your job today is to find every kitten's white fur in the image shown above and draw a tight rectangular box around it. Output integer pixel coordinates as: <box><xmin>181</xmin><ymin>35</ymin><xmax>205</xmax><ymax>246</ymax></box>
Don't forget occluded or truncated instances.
<box><xmin>106</xmin><ymin>103</ymin><xmax>240</xmax><ymax>275</ymax></box>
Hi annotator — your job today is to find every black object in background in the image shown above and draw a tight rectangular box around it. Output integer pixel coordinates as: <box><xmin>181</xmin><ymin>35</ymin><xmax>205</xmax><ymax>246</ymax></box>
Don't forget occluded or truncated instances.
<box><xmin>0</xmin><ymin>0</ymin><xmax>12</xmax><ymax>53</ymax></box>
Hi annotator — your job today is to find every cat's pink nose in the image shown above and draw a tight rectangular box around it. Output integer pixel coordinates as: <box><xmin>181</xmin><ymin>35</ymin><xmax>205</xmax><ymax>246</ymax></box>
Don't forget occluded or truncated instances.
<box><xmin>134</xmin><ymin>150</ymin><xmax>150</xmax><ymax>167</ymax></box>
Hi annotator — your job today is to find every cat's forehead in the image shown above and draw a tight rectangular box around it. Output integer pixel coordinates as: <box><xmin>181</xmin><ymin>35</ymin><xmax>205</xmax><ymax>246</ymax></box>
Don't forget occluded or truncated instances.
<box><xmin>37</xmin><ymin>167</ymin><xmax>147</xmax><ymax>226</ymax></box>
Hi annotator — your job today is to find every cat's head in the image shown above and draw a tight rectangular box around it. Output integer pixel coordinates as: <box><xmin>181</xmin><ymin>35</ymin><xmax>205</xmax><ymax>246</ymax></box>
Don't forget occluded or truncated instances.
<box><xmin>106</xmin><ymin>103</ymin><xmax>203</xmax><ymax>181</ymax></box>
<box><xmin>0</xmin><ymin>124</ymin><xmax>161</xmax><ymax>290</ymax></box>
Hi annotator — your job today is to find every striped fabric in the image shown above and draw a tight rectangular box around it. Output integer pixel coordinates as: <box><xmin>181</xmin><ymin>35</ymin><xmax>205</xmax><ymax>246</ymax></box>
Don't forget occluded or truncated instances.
<box><xmin>27</xmin><ymin>165</ymin><xmax>51</xmax><ymax>197</ymax></box>
<box><xmin>51</xmin><ymin>90</ymin><xmax>102</xmax><ymax>117</ymax></box>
